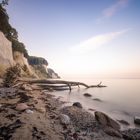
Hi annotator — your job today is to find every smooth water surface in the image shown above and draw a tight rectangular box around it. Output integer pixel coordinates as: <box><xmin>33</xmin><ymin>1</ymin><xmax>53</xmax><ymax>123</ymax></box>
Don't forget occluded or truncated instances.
<box><xmin>51</xmin><ymin>78</ymin><xmax>140</xmax><ymax>129</ymax></box>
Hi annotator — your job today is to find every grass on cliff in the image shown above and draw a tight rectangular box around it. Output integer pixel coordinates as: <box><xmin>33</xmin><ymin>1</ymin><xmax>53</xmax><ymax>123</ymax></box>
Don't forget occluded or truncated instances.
<box><xmin>3</xmin><ymin>64</ymin><xmax>21</xmax><ymax>87</ymax></box>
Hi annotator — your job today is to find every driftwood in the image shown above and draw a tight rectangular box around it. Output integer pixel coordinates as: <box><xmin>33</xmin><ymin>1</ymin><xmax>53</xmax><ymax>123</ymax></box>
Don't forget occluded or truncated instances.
<box><xmin>19</xmin><ymin>79</ymin><xmax>106</xmax><ymax>91</ymax></box>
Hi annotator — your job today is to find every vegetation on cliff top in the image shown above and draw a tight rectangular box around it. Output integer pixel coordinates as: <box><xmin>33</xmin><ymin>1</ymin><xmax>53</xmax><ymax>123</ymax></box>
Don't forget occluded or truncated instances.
<box><xmin>0</xmin><ymin>0</ymin><xmax>59</xmax><ymax>79</ymax></box>
<box><xmin>0</xmin><ymin>1</ymin><xmax>48</xmax><ymax>64</ymax></box>
<box><xmin>0</xmin><ymin>3</ymin><xmax>28</xmax><ymax>58</ymax></box>
<box><xmin>28</xmin><ymin>56</ymin><xmax>48</xmax><ymax>65</ymax></box>
<box><xmin>0</xmin><ymin>1</ymin><xmax>17</xmax><ymax>40</ymax></box>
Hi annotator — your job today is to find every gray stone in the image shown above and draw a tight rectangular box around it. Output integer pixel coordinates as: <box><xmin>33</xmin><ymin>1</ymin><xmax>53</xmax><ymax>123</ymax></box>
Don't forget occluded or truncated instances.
<box><xmin>59</xmin><ymin>114</ymin><xmax>70</xmax><ymax>125</ymax></box>
<box><xmin>122</xmin><ymin>128</ymin><xmax>140</xmax><ymax>140</ymax></box>
<box><xmin>73</xmin><ymin>102</ymin><xmax>82</xmax><ymax>108</ymax></box>
<box><xmin>93</xmin><ymin>98</ymin><xmax>102</xmax><ymax>102</ymax></box>
<box><xmin>25</xmin><ymin>109</ymin><xmax>34</xmax><ymax>114</ymax></box>
<box><xmin>95</xmin><ymin>111</ymin><xmax>120</xmax><ymax>130</ymax></box>
<box><xmin>117</xmin><ymin>119</ymin><xmax>130</xmax><ymax>125</ymax></box>
<box><xmin>83</xmin><ymin>93</ymin><xmax>92</xmax><ymax>97</ymax></box>
<box><xmin>61</xmin><ymin>106</ymin><xmax>96</xmax><ymax>130</ymax></box>
<box><xmin>104</xmin><ymin>127</ymin><xmax>122</xmax><ymax>138</ymax></box>
<box><xmin>134</xmin><ymin>116</ymin><xmax>140</xmax><ymax>125</ymax></box>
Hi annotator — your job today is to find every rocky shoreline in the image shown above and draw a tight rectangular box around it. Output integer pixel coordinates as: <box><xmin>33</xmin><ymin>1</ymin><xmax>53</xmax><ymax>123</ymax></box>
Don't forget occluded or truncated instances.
<box><xmin>0</xmin><ymin>84</ymin><xmax>140</xmax><ymax>140</ymax></box>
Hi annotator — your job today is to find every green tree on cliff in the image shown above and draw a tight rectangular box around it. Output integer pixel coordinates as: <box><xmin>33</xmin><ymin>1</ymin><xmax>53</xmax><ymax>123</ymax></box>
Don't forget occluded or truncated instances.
<box><xmin>0</xmin><ymin>0</ymin><xmax>9</xmax><ymax>6</ymax></box>
<box><xmin>0</xmin><ymin>0</ymin><xmax>18</xmax><ymax>40</ymax></box>
<box><xmin>0</xmin><ymin>1</ymin><xmax>28</xmax><ymax>57</ymax></box>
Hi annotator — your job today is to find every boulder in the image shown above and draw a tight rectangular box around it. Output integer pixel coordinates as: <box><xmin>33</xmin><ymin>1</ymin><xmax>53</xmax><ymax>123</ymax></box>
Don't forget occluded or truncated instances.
<box><xmin>122</xmin><ymin>128</ymin><xmax>140</xmax><ymax>140</ymax></box>
<box><xmin>83</xmin><ymin>93</ymin><xmax>92</xmax><ymax>97</ymax></box>
<box><xmin>16</xmin><ymin>103</ymin><xmax>29</xmax><ymax>111</ymax></box>
<box><xmin>95</xmin><ymin>111</ymin><xmax>120</xmax><ymax>130</ymax></box>
<box><xmin>117</xmin><ymin>119</ymin><xmax>129</xmax><ymax>125</ymax></box>
<box><xmin>88</xmin><ymin>108</ymin><xmax>96</xmax><ymax>111</ymax></box>
<box><xmin>134</xmin><ymin>116</ymin><xmax>140</xmax><ymax>125</ymax></box>
<box><xmin>59</xmin><ymin>114</ymin><xmax>70</xmax><ymax>125</ymax></box>
<box><xmin>61</xmin><ymin>106</ymin><xmax>96</xmax><ymax>130</ymax></box>
<box><xmin>73</xmin><ymin>102</ymin><xmax>82</xmax><ymax>108</ymax></box>
<box><xmin>104</xmin><ymin>127</ymin><xmax>122</xmax><ymax>138</ymax></box>
<box><xmin>93</xmin><ymin>98</ymin><xmax>102</xmax><ymax>102</ymax></box>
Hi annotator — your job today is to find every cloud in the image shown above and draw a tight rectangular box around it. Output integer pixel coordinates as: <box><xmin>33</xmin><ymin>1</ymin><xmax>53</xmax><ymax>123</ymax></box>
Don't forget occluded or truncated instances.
<box><xmin>70</xmin><ymin>29</ymin><xmax>129</xmax><ymax>53</ymax></box>
<box><xmin>97</xmin><ymin>0</ymin><xmax>129</xmax><ymax>23</ymax></box>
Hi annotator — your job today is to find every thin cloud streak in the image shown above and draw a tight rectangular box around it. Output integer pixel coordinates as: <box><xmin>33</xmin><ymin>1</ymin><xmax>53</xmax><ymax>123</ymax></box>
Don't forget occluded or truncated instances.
<box><xmin>97</xmin><ymin>0</ymin><xmax>129</xmax><ymax>23</ymax></box>
<box><xmin>71</xmin><ymin>29</ymin><xmax>129</xmax><ymax>53</ymax></box>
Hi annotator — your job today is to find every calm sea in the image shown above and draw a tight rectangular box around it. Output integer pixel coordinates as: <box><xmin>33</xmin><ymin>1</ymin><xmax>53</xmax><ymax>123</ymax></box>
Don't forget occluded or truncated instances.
<box><xmin>51</xmin><ymin>78</ymin><xmax>140</xmax><ymax>129</ymax></box>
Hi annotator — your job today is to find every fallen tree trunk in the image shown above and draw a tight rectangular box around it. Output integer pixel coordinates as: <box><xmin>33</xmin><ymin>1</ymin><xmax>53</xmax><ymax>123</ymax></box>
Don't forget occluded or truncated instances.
<box><xmin>19</xmin><ymin>79</ymin><xmax>106</xmax><ymax>91</ymax></box>
<box><xmin>37</xmin><ymin>84</ymin><xmax>70</xmax><ymax>91</ymax></box>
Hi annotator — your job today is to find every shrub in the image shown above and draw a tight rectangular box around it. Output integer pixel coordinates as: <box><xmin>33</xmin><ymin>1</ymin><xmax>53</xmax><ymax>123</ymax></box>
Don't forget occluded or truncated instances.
<box><xmin>3</xmin><ymin>64</ymin><xmax>21</xmax><ymax>87</ymax></box>
<box><xmin>12</xmin><ymin>39</ymin><xmax>28</xmax><ymax>58</ymax></box>
<box><xmin>28</xmin><ymin>56</ymin><xmax>48</xmax><ymax>65</ymax></box>
<box><xmin>0</xmin><ymin>5</ymin><xmax>28</xmax><ymax>58</ymax></box>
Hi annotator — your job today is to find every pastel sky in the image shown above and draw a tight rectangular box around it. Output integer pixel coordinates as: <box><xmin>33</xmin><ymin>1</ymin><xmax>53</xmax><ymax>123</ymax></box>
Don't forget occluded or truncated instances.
<box><xmin>5</xmin><ymin>0</ymin><xmax>140</xmax><ymax>78</ymax></box>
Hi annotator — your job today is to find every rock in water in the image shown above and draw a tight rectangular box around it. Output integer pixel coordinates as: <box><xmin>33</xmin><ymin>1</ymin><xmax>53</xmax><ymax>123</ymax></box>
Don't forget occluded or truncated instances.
<box><xmin>88</xmin><ymin>108</ymin><xmax>96</xmax><ymax>111</ymax></box>
<box><xmin>93</xmin><ymin>98</ymin><xmax>102</xmax><ymax>102</ymax></box>
<box><xmin>117</xmin><ymin>119</ymin><xmax>130</xmax><ymax>125</ymax></box>
<box><xmin>95</xmin><ymin>111</ymin><xmax>120</xmax><ymax>130</ymax></box>
<box><xmin>73</xmin><ymin>102</ymin><xmax>82</xmax><ymax>108</ymax></box>
<box><xmin>134</xmin><ymin>116</ymin><xmax>140</xmax><ymax>125</ymax></box>
<box><xmin>83</xmin><ymin>93</ymin><xmax>92</xmax><ymax>97</ymax></box>
<box><xmin>59</xmin><ymin>114</ymin><xmax>70</xmax><ymax>125</ymax></box>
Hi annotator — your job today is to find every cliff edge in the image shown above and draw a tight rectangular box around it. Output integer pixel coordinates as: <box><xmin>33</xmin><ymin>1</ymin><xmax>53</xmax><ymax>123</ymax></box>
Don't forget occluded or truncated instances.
<box><xmin>0</xmin><ymin>4</ymin><xmax>60</xmax><ymax>79</ymax></box>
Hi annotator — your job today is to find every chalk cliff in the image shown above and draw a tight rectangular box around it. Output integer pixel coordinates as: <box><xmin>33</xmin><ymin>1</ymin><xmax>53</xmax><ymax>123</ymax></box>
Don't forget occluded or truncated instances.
<box><xmin>0</xmin><ymin>4</ymin><xmax>59</xmax><ymax>79</ymax></box>
<box><xmin>0</xmin><ymin>32</ymin><xmax>60</xmax><ymax>78</ymax></box>
<box><xmin>28</xmin><ymin>56</ymin><xmax>60</xmax><ymax>78</ymax></box>
<box><xmin>0</xmin><ymin>31</ymin><xmax>14</xmax><ymax>77</ymax></box>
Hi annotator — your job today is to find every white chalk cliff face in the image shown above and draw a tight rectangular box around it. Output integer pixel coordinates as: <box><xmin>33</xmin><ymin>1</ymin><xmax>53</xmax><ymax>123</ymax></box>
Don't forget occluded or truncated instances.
<box><xmin>13</xmin><ymin>51</ymin><xmax>32</xmax><ymax>75</ymax></box>
<box><xmin>0</xmin><ymin>31</ymin><xmax>14</xmax><ymax>76</ymax></box>
<box><xmin>0</xmin><ymin>31</ymin><xmax>59</xmax><ymax>79</ymax></box>
<box><xmin>0</xmin><ymin>31</ymin><xmax>33</xmax><ymax>77</ymax></box>
<box><xmin>30</xmin><ymin>64</ymin><xmax>48</xmax><ymax>79</ymax></box>
<box><xmin>13</xmin><ymin>51</ymin><xmax>27</xmax><ymax>66</ymax></box>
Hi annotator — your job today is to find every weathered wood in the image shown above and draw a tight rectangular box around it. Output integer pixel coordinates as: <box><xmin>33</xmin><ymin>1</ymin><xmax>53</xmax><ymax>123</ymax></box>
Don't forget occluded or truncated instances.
<box><xmin>19</xmin><ymin>79</ymin><xmax>106</xmax><ymax>91</ymax></box>
<box><xmin>37</xmin><ymin>83</ymin><xmax>81</xmax><ymax>91</ymax></box>
<box><xmin>27</xmin><ymin>79</ymin><xmax>89</xmax><ymax>88</ymax></box>
<box><xmin>36</xmin><ymin>84</ymin><xmax>70</xmax><ymax>90</ymax></box>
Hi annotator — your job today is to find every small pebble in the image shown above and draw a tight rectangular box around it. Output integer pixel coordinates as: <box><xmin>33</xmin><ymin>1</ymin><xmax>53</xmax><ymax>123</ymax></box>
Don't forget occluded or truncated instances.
<box><xmin>26</xmin><ymin>109</ymin><xmax>34</xmax><ymax>114</ymax></box>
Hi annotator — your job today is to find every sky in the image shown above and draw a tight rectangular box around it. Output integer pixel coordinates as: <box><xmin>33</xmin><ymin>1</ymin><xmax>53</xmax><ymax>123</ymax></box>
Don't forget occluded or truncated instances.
<box><xmin>4</xmin><ymin>0</ymin><xmax>140</xmax><ymax>78</ymax></box>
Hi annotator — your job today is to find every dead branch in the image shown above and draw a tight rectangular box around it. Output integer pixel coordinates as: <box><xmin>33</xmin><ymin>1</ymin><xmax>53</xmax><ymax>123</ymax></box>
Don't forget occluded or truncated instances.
<box><xmin>18</xmin><ymin>79</ymin><xmax>106</xmax><ymax>91</ymax></box>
